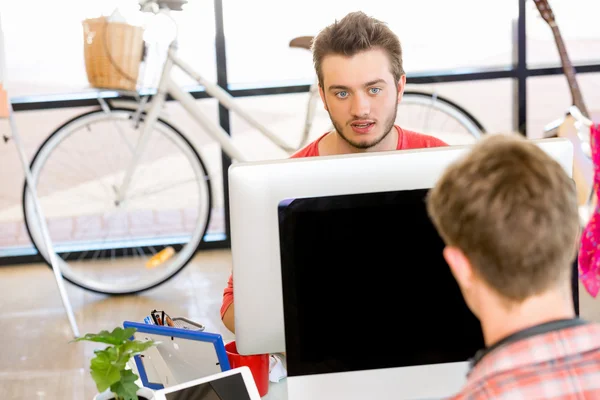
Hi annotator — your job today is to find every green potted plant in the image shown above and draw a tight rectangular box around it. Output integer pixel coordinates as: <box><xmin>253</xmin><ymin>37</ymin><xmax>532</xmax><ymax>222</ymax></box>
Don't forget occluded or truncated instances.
<box><xmin>73</xmin><ymin>327</ymin><xmax>157</xmax><ymax>400</ymax></box>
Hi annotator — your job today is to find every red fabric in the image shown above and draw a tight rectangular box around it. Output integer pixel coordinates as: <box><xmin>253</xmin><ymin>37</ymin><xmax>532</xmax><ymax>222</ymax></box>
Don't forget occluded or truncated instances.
<box><xmin>578</xmin><ymin>123</ymin><xmax>600</xmax><ymax>297</ymax></box>
<box><xmin>220</xmin><ymin>126</ymin><xmax>448</xmax><ymax>319</ymax></box>
<box><xmin>220</xmin><ymin>273</ymin><xmax>234</xmax><ymax>318</ymax></box>
<box><xmin>290</xmin><ymin>125</ymin><xmax>447</xmax><ymax>158</ymax></box>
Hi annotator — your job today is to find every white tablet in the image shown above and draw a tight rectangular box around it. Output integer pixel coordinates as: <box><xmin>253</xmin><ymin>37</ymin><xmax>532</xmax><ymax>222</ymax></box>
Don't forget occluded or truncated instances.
<box><xmin>153</xmin><ymin>367</ymin><xmax>261</xmax><ymax>400</ymax></box>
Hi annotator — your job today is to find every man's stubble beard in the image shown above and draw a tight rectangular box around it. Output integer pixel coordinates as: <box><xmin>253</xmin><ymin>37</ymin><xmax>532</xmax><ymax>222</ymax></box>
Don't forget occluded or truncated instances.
<box><xmin>326</xmin><ymin>98</ymin><xmax>399</xmax><ymax>150</ymax></box>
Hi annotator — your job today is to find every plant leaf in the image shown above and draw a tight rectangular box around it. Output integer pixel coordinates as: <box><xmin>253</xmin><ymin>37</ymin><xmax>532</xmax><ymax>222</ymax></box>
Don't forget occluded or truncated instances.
<box><xmin>90</xmin><ymin>348</ymin><xmax>121</xmax><ymax>393</ymax></box>
<box><xmin>112</xmin><ymin>339</ymin><xmax>156</xmax><ymax>371</ymax></box>
<box><xmin>72</xmin><ymin>327</ymin><xmax>137</xmax><ymax>346</ymax></box>
<box><xmin>122</xmin><ymin>340</ymin><xmax>157</xmax><ymax>357</ymax></box>
<box><xmin>111</xmin><ymin>369</ymin><xmax>140</xmax><ymax>400</ymax></box>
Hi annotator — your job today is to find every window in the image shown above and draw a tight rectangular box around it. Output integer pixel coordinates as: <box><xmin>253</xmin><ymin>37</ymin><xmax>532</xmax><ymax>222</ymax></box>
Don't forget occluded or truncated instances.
<box><xmin>222</xmin><ymin>0</ymin><xmax>519</xmax><ymax>86</ymax></box>
<box><xmin>526</xmin><ymin>0</ymin><xmax>600</xmax><ymax>68</ymax></box>
<box><xmin>1</xmin><ymin>0</ymin><xmax>217</xmax><ymax>95</ymax></box>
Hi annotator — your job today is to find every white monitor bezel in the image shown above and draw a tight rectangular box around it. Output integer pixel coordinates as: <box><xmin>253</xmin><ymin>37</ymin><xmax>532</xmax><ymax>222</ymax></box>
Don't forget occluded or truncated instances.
<box><xmin>229</xmin><ymin>138</ymin><xmax>574</xmax><ymax>355</ymax></box>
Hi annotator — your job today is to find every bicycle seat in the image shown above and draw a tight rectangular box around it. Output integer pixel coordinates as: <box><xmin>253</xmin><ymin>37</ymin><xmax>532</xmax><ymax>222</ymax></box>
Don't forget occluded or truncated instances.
<box><xmin>289</xmin><ymin>36</ymin><xmax>314</xmax><ymax>51</ymax></box>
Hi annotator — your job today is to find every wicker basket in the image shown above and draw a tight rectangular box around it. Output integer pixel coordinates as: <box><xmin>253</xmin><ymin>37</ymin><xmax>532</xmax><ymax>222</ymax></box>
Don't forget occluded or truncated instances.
<box><xmin>82</xmin><ymin>16</ymin><xmax>144</xmax><ymax>91</ymax></box>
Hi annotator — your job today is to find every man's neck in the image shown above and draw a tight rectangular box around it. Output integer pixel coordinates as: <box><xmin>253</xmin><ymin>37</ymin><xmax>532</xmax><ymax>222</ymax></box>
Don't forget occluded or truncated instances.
<box><xmin>320</xmin><ymin>126</ymin><xmax>398</xmax><ymax>155</ymax></box>
<box><xmin>480</xmin><ymin>288</ymin><xmax>575</xmax><ymax>348</ymax></box>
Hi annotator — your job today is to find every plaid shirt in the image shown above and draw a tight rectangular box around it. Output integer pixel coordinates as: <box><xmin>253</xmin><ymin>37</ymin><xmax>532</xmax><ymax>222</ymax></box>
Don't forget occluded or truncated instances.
<box><xmin>450</xmin><ymin>322</ymin><xmax>600</xmax><ymax>399</ymax></box>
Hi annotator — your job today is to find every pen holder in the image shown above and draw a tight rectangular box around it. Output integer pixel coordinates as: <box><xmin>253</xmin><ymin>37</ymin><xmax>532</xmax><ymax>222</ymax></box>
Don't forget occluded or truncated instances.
<box><xmin>225</xmin><ymin>341</ymin><xmax>269</xmax><ymax>397</ymax></box>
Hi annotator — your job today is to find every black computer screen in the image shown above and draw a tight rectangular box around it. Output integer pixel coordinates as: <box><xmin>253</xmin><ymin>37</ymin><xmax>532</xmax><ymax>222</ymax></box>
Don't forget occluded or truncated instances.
<box><xmin>278</xmin><ymin>188</ymin><xmax>485</xmax><ymax>377</ymax></box>
<box><xmin>164</xmin><ymin>372</ymin><xmax>251</xmax><ymax>400</ymax></box>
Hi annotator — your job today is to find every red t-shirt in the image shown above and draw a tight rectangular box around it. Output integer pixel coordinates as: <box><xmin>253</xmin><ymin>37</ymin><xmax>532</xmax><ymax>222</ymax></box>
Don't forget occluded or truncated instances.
<box><xmin>220</xmin><ymin>126</ymin><xmax>447</xmax><ymax>318</ymax></box>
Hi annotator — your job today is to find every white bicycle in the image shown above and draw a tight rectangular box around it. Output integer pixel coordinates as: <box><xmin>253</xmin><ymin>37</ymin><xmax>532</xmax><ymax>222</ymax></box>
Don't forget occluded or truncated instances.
<box><xmin>22</xmin><ymin>0</ymin><xmax>486</xmax><ymax>295</ymax></box>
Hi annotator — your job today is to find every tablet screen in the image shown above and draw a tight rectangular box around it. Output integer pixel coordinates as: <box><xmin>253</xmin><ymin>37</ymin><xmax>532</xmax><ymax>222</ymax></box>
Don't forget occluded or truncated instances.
<box><xmin>164</xmin><ymin>372</ymin><xmax>251</xmax><ymax>400</ymax></box>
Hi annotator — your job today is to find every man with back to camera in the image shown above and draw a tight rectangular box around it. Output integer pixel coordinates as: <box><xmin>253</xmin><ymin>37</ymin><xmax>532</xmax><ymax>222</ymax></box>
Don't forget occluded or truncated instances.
<box><xmin>220</xmin><ymin>11</ymin><xmax>448</xmax><ymax>333</ymax></box>
<box><xmin>426</xmin><ymin>134</ymin><xmax>600</xmax><ymax>399</ymax></box>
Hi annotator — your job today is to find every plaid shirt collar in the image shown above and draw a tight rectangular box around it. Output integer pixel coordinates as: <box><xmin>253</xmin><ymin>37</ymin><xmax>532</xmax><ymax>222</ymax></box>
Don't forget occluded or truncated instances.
<box><xmin>466</xmin><ymin>318</ymin><xmax>600</xmax><ymax>385</ymax></box>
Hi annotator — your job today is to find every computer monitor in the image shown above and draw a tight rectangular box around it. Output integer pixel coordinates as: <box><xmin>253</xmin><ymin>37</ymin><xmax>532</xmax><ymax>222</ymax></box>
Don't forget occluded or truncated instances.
<box><xmin>278</xmin><ymin>187</ymin><xmax>481</xmax><ymax>399</ymax></box>
<box><xmin>229</xmin><ymin>138</ymin><xmax>575</xmax><ymax>398</ymax></box>
<box><xmin>229</xmin><ymin>137</ymin><xmax>574</xmax><ymax>360</ymax></box>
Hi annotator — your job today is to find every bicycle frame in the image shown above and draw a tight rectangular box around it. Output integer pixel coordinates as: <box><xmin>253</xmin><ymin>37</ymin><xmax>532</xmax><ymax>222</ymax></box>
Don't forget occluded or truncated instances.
<box><xmin>116</xmin><ymin>38</ymin><xmax>316</xmax><ymax>202</ymax></box>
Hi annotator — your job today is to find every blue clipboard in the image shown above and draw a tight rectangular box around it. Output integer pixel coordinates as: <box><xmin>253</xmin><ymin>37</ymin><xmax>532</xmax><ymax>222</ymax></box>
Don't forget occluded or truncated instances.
<box><xmin>123</xmin><ymin>321</ymin><xmax>231</xmax><ymax>390</ymax></box>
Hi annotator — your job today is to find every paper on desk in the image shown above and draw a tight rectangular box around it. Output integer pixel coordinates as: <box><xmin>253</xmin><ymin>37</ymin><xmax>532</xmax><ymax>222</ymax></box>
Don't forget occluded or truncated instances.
<box><xmin>269</xmin><ymin>354</ymin><xmax>287</xmax><ymax>383</ymax></box>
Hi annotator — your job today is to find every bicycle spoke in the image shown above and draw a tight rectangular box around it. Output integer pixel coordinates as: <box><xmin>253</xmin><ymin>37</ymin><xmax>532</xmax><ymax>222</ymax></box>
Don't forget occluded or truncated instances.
<box><xmin>108</xmin><ymin>119</ymin><xmax>136</xmax><ymax>154</ymax></box>
<box><xmin>127</xmin><ymin>178</ymin><xmax>200</xmax><ymax>200</ymax></box>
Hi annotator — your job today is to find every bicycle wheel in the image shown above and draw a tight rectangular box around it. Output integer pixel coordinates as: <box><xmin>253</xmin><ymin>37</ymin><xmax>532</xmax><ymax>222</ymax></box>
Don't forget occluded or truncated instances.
<box><xmin>396</xmin><ymin>91</ymin><xmax>485</xmax><ymax>144</ymax></box>
<box><xmin>23</xmin><ymin>108</ymin><xmax>212</xmax><ymax>295</ymax></box>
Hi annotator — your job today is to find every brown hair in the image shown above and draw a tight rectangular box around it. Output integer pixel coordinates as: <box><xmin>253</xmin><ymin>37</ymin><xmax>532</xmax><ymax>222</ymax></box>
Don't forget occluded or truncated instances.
<box><xmin>311</xmin><ymin>11</ymin><xmax>404</xmax><ymax>88</ymax></box>
<box><xmin>426</xmin><ymin>134</ymin><xmax>579</xmax><ymax>302</ymax></box>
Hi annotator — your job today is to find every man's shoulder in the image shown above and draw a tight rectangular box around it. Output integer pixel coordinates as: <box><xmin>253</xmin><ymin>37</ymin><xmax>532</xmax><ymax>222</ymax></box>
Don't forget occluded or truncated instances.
<box><xmin>290</xmin><ymin>142</ymin><xmax>318</xmax><ymax>158</ymax></box>
<box><xmin>398</xmin><ymin>126</ymin><xmax>449</xmax><ymax>149</ymax></box>
<box><xmin>290</xmin><ymin>133</ymin><xmax>327</xmax><ymax>158</ymax></box>
<box><xmin>451</xmin><ymin>323</ymin><xmax>600</xmax><ymax>400</ymax></box>
<box><xmin>450</xmin><ymin>360</ymin><xmax>600</xmax><ymax>400</ymax></box>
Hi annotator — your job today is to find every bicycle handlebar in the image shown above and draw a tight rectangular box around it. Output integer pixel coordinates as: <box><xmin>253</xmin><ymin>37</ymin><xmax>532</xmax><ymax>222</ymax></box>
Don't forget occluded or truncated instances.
<box><xmin>570</xmin><ymin>105</ymin><xmax>594</xmax><ymax>127</ymax></box>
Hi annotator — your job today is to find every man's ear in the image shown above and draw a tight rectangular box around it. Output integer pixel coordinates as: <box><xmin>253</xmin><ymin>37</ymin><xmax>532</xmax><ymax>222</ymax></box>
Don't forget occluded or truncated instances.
<box><xmin>319</xmin><ymin>84</ymin><xmax>328</xmax><ymax>112</ymax></box>
<box><xmin>443</xmin><ymin>246</ymin><xmax>474</xmax><ymax>289</ymax></box>
<box><xmin>396</xmin><ymin>74</ymin><xmax>406</xmax><ymax>104</ymax></box>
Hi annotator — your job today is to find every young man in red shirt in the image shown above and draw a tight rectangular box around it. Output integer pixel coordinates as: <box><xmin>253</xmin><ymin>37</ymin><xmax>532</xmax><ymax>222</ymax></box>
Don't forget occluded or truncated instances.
<box><xmin>221</xmin><ymin>11</ymin><xmax>447</xmax><ymax>333</ymax></box>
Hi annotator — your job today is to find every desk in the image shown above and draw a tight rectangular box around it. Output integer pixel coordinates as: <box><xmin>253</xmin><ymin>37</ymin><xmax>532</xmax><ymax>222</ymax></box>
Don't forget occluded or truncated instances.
<box><xmin>264</xmin><ymin>379</ymin><xmax>287</xmax><ymax>399</ymax></box>
<box><xmin>262</xmin><ymin>353</ymin><xmax>287</xmax><ymax>399</ymax></box>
